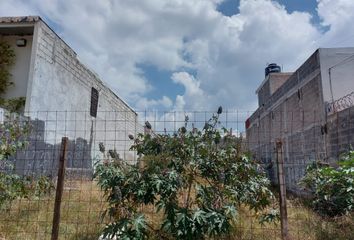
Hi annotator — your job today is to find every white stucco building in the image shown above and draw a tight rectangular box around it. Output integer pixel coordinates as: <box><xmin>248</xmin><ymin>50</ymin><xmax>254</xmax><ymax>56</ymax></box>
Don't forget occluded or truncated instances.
<box><xmin>0</xmin><ymin>16</ymin><xmax>141</xmax><ymax>175</ymax></box>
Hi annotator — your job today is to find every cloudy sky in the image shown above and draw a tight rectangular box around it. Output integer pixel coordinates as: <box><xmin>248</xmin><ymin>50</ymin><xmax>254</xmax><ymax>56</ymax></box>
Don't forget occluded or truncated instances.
<box><xmin>1</xmin><ymin>0</ymin><xmax>353</xmax><ymax>112</ymax></box>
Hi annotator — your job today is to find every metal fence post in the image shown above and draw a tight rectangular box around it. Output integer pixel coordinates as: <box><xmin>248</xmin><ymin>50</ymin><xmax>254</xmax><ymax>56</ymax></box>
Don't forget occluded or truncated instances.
<box><xmin>276</xmin><ymin>140</ymin><xmax>289</xmax><ymax>240</ymax></box>
<box><xmin>51</xmin><ymin>137</ymin><xmax>68</xmax><ymax>240</ymax></box>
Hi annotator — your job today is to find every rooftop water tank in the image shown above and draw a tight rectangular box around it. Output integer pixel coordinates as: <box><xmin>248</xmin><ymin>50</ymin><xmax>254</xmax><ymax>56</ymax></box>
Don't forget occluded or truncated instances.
<box><xmin>265</xmin><ymin>63</ymin><xmax>281</xmax><ymax>77</ymax></box>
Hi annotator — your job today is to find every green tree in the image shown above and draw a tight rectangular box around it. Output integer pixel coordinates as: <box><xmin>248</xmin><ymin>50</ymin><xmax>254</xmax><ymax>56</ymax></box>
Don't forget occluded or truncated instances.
<box><xmin>95</xmin><ymin>108</ymin><xmax>277</xmax><ymax>239</ymax></box>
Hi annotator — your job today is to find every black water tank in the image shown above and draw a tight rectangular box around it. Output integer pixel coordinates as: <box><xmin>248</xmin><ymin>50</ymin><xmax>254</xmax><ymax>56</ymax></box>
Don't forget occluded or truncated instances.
<box><xmin>265</xmin><ymin>63</ymin><xmax>281</xmax><ymax>77</ymax></box>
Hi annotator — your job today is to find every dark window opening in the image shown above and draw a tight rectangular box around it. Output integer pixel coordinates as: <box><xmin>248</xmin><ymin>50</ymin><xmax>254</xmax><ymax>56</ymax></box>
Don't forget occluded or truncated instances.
<box><xmin>90</xmin><ymin>87</ymin><xmax>99</xmax><ymax>117</ymax></box>
<box><xmin>297</xmin><ymin>89</ymin><xmax>302</xmax><ymax>100</ymax></box>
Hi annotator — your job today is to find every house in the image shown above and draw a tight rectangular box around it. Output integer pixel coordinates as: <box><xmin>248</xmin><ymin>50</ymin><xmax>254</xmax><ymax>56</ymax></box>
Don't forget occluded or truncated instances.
<box><xmin>0</xmin><ymin>16</ymin><xmax>142</xmax><ymax>177</ymax></box>
<box><xmin>246</xmin><ymin>48</ymin><xmax>354</xmax><ymax>194</ymax></box>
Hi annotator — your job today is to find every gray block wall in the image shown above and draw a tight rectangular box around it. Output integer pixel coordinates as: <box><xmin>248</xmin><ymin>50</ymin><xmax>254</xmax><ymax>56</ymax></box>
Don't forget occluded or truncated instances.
<box><xmin>246</xmin><ymin>50</ymin><xmax>328</xmax><ymax>194</ymax></box>
<box><xmin>247</xmin><ymin>48</ymin><xmax>354</xmax><ymax>195</ymax></box>
<box><xmin>327</xmin><ymin>106</ymin><xmax>354</xmax><ymax>160</ymax></box>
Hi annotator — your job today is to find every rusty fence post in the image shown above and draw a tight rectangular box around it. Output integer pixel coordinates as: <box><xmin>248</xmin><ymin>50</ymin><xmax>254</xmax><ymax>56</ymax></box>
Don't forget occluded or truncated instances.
<box><xmin>51</xmin><ymin>137</ymin><xmax>68</xmax><ymax>240</ymax></box>
<box><xmin>276</xmin><ymin>140</ymin><xmax>289</xmax><ymax>240</ymax></box>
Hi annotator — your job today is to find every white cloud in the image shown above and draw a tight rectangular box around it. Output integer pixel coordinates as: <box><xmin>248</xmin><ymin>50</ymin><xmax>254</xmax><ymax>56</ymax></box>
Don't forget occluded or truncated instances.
<box><xmin>0</xmin><ymin>0</ymin><xmax>353</xmax><ymax>113</ymax></box>
<box><xmin>317</xmin><ymin>0</ymin><xmax>354</xmax><ymax>47</ymax></box>
<box><xmin>171</xmin><ymin>72</ymin><xmax>210</xmax><ymax>110</ymax></box>
<box><xmin>170</xmin><ymin>0</ymin><xmax>320</xmax><ymax>110</ymax></box>
<box><xmin>135</xmin><ymin>96</ymin><xmax>173</xmax><ymax>110</ymax></box>
<box><xmin>172</xmin><ymin>72</ymin><xmax>203</xmax><ymax>97</ymax></box>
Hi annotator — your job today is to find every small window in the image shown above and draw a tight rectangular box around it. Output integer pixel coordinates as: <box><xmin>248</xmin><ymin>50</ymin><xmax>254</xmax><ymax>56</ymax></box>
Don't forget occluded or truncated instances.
<box><xmin>90</xmin><ymin>87</ymin><xmax>99</xmax><ymax>117</ymax></box>
<box><xmin>297</xmin><ymin>89</ymin><xmax>302</xmax><ymax>100</ymax></box>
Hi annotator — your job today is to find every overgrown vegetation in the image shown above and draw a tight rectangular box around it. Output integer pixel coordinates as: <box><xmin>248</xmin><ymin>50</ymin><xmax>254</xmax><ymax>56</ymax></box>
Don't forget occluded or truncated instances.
<box><xmin>1</xmin><ymin>180</ymin><xmax>352</xmax><ymax>240</ymax></box>
<box><xmin>95</xmin><ymin>108</ymin><xmax>277</xmax><ymax>239</ymax></box>
<box><xmin>0</xmin><ymin>40</ymin><xmax>26</xmax><ymax>112</ymax></box>
<box><xmin>0</xmin><ymin>41</ymin><xmax>15</xmax><ymax>95</ymax></box>
<box><xmin>0</xmin><ymin>116</ymin><xmax>53</xmax><ymax>209</ymax></box>
<box><xmin>0</xmin><ymin>97</ymin><xmax>26</xmax><ymax>113</ymax></box>
<box><xmin>301</xmin><ymin>150</ymin><xmax>354</xmax><ymax>217</ymax></box>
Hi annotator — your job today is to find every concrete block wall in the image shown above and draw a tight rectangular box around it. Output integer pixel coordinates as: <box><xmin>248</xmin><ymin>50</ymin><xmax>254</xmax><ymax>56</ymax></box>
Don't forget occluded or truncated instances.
<box><xmin>246</xmin><ymin>50</ymin><xmax>327</xmax><ymax>194</ymax></box>
<box><xmin>257</xmin><ymin>80</ymin><xmax>270</xmax><ymax>107</ymax></box>
<box><xmin>327</xmin><ymin>106</ymin><xmax>354</xmax><ymax>161</ymax></box>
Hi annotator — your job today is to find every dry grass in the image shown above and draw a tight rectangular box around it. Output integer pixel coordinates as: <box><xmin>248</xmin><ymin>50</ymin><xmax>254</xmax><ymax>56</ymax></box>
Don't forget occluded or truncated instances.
<box><xmin>0</xmin><ymin>181</ymin><xmax>353</xmax><ymax>240</ymax></box>
<box><xmin>229</xmin><ymin>198</ymin><xmax>354</xmax><ymax>240</ymax></box>
<box><xmin>0</xmin><ymin>180</ymin><xmax>107</xmax><ymax>240</ymax></box>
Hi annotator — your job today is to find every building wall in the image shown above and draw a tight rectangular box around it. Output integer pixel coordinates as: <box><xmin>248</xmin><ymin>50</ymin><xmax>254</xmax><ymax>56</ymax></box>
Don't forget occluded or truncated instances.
<box><xmin>247</xmin><ymin>50</ymin><xmax>328</xmax><ymax>193</ymax></box>
<box><xmin>0</xmin><ymin>35</ymin><xmax>33</xmax><ymax>99</ymax></box>
<box><xmin>24</xmin><ymin>20</ymin><xmax>142</xmax><ymax>165</ymax></box>
<box><xmin>0</xmin><ymin>18</ymin><xmax>143</xmax><ymax>177</ymax></box>
<box><xmin>257</xmin><ymin>79</ymin><xmax>270</xmax><ymax>107</ymax></box>
<box><xmin>327</xmin><ymin>106</ymin><xmax>354</xmax><ymax>161</ymax></box>
<box><xmin>256</xmin><ymin>73</ymin><xmax>293</xmax><ymax>108</ymax></box>
<box><xmin>247</xmin><ymin>48</ymin><xmax>354</xmax><ymax>194</ymax></box>
<box><xmin>319</xmin><ymin>48</ymin><xmax>354</xmax><ymax>103</ymax></box>
<box><xmin>269</xmin><ymin>73</ymin><xmax>292</xmax><ymax>95</ymax></box>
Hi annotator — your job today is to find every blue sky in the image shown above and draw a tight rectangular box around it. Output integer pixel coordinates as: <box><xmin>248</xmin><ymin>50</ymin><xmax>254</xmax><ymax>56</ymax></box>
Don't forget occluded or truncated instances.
<box><xmin>218</xmin><ymin>0</ymin><xmax>322</xmax><ymax>26</ymax></box>
<box><xmin>218</xmin><ymin>0</ymin><xmax>318</xmax><ymax>17</ymax></box>
<box><xmin>1</xmin><ymin>0</ymin><xmax>353</xmax><ymax>112</ymax></box>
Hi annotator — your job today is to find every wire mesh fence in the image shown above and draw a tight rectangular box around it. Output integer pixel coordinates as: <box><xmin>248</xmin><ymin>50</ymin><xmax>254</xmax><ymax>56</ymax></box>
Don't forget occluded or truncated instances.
<box><xmin>0</xmin><ymin>107</ymin><xmax>353</xmax><ymax>240</ymax></box>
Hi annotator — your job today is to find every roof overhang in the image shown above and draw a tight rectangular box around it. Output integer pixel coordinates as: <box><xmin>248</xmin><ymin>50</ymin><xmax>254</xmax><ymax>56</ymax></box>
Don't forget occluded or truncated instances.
<box><xmin>0</xmin><ymin>16</ymin><xmax>39</xmax><ymax>36</ymax></box>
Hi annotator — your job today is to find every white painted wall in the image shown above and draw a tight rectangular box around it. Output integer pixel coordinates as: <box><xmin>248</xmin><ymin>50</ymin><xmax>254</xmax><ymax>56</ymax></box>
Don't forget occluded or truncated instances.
<box><xmin>1</xmin><ymin>35</ymin><xmax>33</xmax><ymax>99</ymax></box>
<box><xmin>319</xmin><ymin>48</ymin><xmax>354</xmax><ymax>103</ymax></box>
<box><xmin>21</xmin><ymin>20</ymin><xmax>142</xmax><ymax>164</ymax></box>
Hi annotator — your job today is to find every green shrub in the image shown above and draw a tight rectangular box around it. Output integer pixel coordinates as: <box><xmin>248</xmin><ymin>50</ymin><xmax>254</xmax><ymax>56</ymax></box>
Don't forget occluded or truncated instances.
<box><xmin>301</xmin><ymin>151</ymin><xmax>354</xmax><ymax>217</ymax></box>
<box><xmin>0</xmin><ymin>174</ymin><xmax>54</xmax><ymax>209</ymax></box>
<box><xmin>95</xmin><ymin>108</ymin><xmax>277</xmax><ymax>239</ymax></box>
<box><xmin>0</xmin><ymin>40</ymin><xmax>25</xmax><ymax>112</ymax></box>
<box><xmin>0</xmin><ymin>40</ymin><xmax>15</xmax><ymax>95</ymax></box>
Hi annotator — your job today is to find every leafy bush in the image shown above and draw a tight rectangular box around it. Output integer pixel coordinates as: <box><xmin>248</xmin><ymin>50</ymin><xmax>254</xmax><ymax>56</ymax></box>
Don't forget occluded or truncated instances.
<box><xmin>0</xmin><ymin>174</ymin><xmax>53</xmax><ymax>208</ymax></box>
<box><xmin>95</xmin><ymin>108</ymin><xmax>277</xmax><ymax>239</ymax></box>
<box><xmin>0</xmin><ymin>40</ymin><xmax>26</xmax><ymax>112</ymax></box>
<box><xmin>301</xmin><ymin>151</ymin><xmax>354</xmax><ymax>217</ymax></box>
<box><xmin>0</xmin><ymin>40</ymin><xmax>15</xmax><ymax>95</ymax></box>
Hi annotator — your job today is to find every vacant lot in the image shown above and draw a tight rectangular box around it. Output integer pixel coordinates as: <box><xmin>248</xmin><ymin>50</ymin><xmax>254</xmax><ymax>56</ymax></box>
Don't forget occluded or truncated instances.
<box><xmin>0</xmin><ymin>181</ymin><xmax>352</xmax><ymax>240</ymax></box>
<box><xmin>0</xmin><ymin>181</ymin><xmax>106</xmax><ymax>240</ymax></box>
